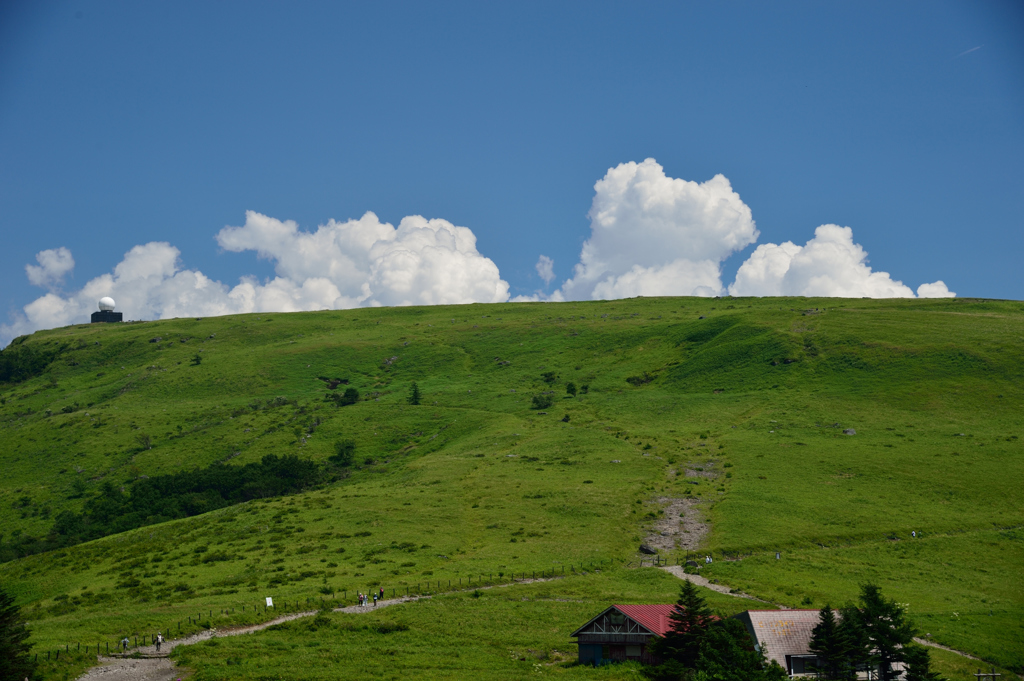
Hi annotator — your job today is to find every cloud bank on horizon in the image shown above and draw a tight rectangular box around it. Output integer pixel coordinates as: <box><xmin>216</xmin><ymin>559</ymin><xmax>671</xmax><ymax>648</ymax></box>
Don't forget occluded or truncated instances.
<box><xmin>2</xmin><ymin>158</ymin><xmax>953</xmax><ymax>344</ymax></box>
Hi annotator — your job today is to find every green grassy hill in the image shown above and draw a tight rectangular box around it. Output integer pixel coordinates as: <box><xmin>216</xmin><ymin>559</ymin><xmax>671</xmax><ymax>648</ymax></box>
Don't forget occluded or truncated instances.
<box><xmin>1</xmin><ymin>296</ymin><xmax>1021</xmax><ymax>680</ymax></box>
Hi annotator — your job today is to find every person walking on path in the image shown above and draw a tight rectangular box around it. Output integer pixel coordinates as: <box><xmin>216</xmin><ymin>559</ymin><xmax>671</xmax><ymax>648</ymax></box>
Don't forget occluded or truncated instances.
<box><xmin>379</xmin><ymin>588</ymin><xmax>384</xmax><ymax>601</ymax></box>
<box><xmin>121</xmin><ymin>637</ymin><xmax>129</xmax><ymax>652</ymax></box>
<box><xmin>373</xmin><ymin>593</ymin><xmax>378</xmax><ymax>607</ymax></box>
<box><xmin>156</xmin><ymin>632</ymin><xmax>163</xmax><ymax>653</ymax></box>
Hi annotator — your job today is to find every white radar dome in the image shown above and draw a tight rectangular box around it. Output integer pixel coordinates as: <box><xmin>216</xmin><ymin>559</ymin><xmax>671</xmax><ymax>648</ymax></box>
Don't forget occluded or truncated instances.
<box><xmin>98</xmin><ymin>297</ymin><xmax>116</xmax><ymax>312</ymax></box>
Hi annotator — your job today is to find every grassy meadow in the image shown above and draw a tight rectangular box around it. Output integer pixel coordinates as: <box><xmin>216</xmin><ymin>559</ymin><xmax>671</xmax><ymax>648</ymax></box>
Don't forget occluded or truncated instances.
<box><xmin>0</xmin><ymin>296</ymin><xmax>1021</xmax><ymax>679</ymax></box>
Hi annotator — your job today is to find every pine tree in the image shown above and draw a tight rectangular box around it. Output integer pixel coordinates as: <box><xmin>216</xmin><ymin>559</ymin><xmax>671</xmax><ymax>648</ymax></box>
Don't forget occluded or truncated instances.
<box><xmin>650</xmin><ymin>579</ymin><xmax>716</xmax><ymax>668</ymax></box>
<box><xmin>0</xmin><ymin>586</ymin><xmax>35</xmax><ymax>681</ymax></box>
<box><xmin>838</xmin><ymin>603</ymin><xmax>872</xmax><ymax>674</ymax></box>
<box><xmin>698</xmin><ymin>618</ymin><xmax>783</xmax><ymax>681</ymax></box>
<box><xmin>904</xmin><ymin>645</ymin><xmax>945</xmax><ymax>681</ymax></box>
<box><xmin>809</xmin><ymin>605</ymin><xmax>855</xmax><ymax>680</ymax></box>
<box><xmin>848</xmin><ymin>584</ymin><xmax>915</xmax><ymax>681</ymax></box>
<box><xmin>409</xmin><ymin>382</ymin><xmax>421</xmax><ymax>405</ymax></box>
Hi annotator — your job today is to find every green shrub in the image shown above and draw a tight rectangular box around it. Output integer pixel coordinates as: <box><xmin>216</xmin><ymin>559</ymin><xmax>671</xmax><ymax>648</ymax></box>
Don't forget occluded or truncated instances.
<box><xmin>531</xmin><ymin>394</ymin><xmax>553</xmax><ymax>410</ymax></box>
<box><xmin>330</xmin><ymin>440</ymin><xmax>356</xmax><ymax>467</ymax></box>
<box><xmin>626</xmin><ymin>372</ymin><xmax>655</xmax><ymax>386</ymax></box>
<box><xmin>0</xmin><ymin>339</ymin><xmax>62</xmax><ymax>384</ymax></box>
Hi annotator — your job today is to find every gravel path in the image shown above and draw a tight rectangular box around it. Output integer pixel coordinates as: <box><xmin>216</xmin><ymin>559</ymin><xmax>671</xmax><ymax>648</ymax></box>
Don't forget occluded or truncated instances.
<box><xmin>659</xmin><ymin>565</ymin><xmax>775</xmax><ymax>605</ymax></box>
<box><xmin>76</xmin><ymin>577</ymin><xmax>561</xmax><ymax>680</ymax></box>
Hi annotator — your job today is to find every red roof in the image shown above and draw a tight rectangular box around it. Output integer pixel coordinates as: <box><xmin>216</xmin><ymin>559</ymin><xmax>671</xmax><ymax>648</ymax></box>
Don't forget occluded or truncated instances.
<box><xmin>613</xmin><ymin>604</ymin><xmax>678</xmax><ymax>636</ymax></box>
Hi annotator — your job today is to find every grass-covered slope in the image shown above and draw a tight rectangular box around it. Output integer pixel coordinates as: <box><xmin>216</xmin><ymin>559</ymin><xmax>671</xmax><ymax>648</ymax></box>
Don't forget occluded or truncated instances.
<box><xmin>0</xmin><ymin>296</ymin><xmax>1021</xmax><ymax>679</ymax></box>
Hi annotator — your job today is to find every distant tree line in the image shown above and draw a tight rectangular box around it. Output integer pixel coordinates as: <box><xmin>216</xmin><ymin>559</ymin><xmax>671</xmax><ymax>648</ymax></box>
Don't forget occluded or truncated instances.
<box><xmin>51</xmin><ymin>454</ymin><xmax>325</xmax><ymax>544</ymax></box>
<box><xmin>1</xmin><ymin>453</ymin><xmax>340</xmax><ymax>562</ymax></box>
<box><xmin>0</xmin><ymin>338</ymin><xmax>63</xmax><ymax>384</ymax></box>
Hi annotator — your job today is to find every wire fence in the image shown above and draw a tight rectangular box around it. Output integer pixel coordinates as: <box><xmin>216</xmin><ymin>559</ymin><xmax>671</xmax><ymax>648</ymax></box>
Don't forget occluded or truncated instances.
<box><xmin>28</xmin><ymin>558</ymin><xmax>614</xmax><ymax>668</ymax></box>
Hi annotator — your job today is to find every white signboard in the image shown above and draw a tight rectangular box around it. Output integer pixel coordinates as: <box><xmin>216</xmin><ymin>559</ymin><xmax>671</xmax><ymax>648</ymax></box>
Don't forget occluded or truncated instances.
<box><xmin>266</xmin><ymin>597</ymin><xmax>274</xmax><ymax>607</ymax></box>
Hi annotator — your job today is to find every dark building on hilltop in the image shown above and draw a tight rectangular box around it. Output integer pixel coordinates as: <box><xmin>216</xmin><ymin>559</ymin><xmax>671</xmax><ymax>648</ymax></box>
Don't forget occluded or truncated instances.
<box><xmin>91</xmin><ymin>310</ymin><xmax>122</xmax><ymax>323</ymax></box>
<box><xmin>91</xmin><ymin>297</ymin><xmax>122</xmax><ymax>323</ymax></box>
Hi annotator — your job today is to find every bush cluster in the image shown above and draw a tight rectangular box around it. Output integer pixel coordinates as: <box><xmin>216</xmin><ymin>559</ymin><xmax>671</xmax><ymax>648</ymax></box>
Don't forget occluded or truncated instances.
<box><xmin>46</xmin><ymin>454</ymin><xmax>326</xmax><ymax>550</ymax></box>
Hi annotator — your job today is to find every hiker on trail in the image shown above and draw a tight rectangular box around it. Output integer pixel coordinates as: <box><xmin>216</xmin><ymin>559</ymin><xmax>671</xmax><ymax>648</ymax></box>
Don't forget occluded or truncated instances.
<box><xmin>122</xmin><ymin>637</ymin><xmax>129</xmax><ymax>652</ymax></box>
<box><xmin>156</xmin><ymin>632</ymin><xmax>163</xmax><ymax>652</ymax></box>
<box><xmin>379</xmin><ymin>587</ymin><xmax>384</xmax><ymax>601</ymax></box>
<box><xmin>373</xmin><ymin>593</ymin><xmax>378</xmax><ymax>607</ymax></box>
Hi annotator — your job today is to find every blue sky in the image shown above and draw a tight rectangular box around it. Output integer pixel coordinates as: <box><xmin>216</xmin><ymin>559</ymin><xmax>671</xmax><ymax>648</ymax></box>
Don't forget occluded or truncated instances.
<box><xmin>1</xmin><ymin>1</ymin><xmax>1022</xmax><ymax>342</ymax></box>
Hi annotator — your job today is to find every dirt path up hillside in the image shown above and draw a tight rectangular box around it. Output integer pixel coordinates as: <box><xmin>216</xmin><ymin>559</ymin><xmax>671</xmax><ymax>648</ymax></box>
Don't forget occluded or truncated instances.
<box><xmin>76</xmin><ymin>577</ymin><xmax>561</xmax><ymax>680</ymax></box>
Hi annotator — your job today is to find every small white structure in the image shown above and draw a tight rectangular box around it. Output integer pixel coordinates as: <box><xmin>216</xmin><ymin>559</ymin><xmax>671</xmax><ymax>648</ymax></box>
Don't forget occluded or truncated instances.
<box><xmin>92</xmin><ymin>297</ymin><xmax>122</xmax><ymax>323</ymax></box>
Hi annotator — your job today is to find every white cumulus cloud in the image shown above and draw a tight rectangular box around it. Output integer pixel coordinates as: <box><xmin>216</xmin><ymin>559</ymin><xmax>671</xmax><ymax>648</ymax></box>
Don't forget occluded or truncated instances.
<box><xmin>25</xmin><ymin>247</ymin><xmax>75</xmax><ymax>288</ymax></box>
<box><xmin>916</xmin><ymin>281</ymin><xmax>956</xmax><ymax>298</ymax></box>
<box><xmin>216</xmin><ymin>211</ymin><xmax>509</xmax><ymax>308</ymax></box>
<box><xmin>2</xmin><ymin>211</ymin><xmax>509</xmax><ymax>345</ymax></box>
<box><xmin>728</xmin><ymin>224</ymin><xmax>955</xmax><ymax>298</ymax></box>
<box><xmin>558</xmin><ymin>158</ymin><xmax>758</xmax><ymax>300</ymax></box>
<box><xmin>535</xmin><ymin>255</ymin><xmax>555</xmax><ymax>285</ymax></box>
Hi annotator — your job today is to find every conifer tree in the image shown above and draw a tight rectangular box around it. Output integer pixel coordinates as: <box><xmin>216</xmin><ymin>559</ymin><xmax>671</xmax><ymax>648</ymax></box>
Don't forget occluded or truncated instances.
<box><xmin>810</xmin><ymin>604</ymin><xmax>855</xmax><ymax>680</ymax></box>
<box><xmin>903</xmin><ymin>644</ymin><xmax>946</xmax><ymax>681</ymax></box>
<box><xmin>855</xmin><ymin>584</ymin><xmax>915</xmax><ymax>681</ymax></box>
<box><xmin>0</xmin><ymin>586</ymin><xmax>35</xmax><ymax>681</ymax></box>
<box><xmin>409</xmin><ymin>382</ymin><xmax>421</xmax><ymax>405</ymax></box>
<box><xmin>650</xmin><ymin>579</ymin><xmax>716</xmax><ymax>668</ymax></box>
<box><xmin>838</xmin><ymin>603</ymin><xmax>872</xmax><ymax>673</ymax></box>
<box><xmin>698</xmin><ymin>618</ymin><xmax>787</xmax><ymax>681</ymax></box>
